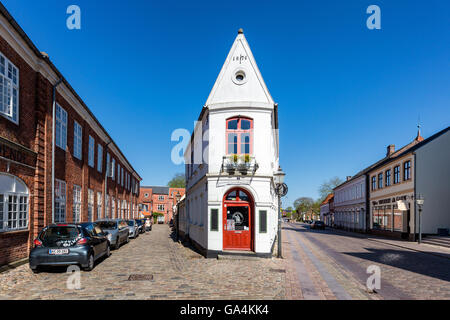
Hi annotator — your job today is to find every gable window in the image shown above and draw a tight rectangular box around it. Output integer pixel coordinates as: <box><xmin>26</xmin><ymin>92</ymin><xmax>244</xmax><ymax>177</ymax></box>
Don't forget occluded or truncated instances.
<box><xmin>378</xmin><ymin>173</ymin><xmax>383</xmax><ymax>189</ymax></box>
<box><xmin>0</xmin><ymin>52</ymin><xmax>19</xmax><ymax>124</ymax></box>
<box><xmin>158</xmin><ymin>195</ymin><xmax>164</xmax><ymax>201</ymax></box>
<box><xmin>371</xmin><ymin>176</ymin><xmax>376</xmax><ymax>191</ymax></box>
<box><xmin>385</xmin><ymin>169</ymin><xmax>391</xmax><ymax>187</ymax></box>
<box><xmin>97</xmin><ymin>144</ymin><xmax>103</xmax><ymax>172</ymax></box>
<box><xmin>404</xmin><ymin>161</ymin><xmax>411</xmax><ymax>181</ymax></box>
<box><xmin>73</xmin><ymin>121</ymin><xmax>82</xmax><ymax>159</ymax></box>
<box><xmin>55</xmin><ymin>104</ymin><xmax>67</xmax><ymax>150</ymax></box>
<box><xmin>394</xmin><ymin>166</ymin><xmax>400</xmax><ymax>184</ymax></box>
<box><xmin>88</xmin><ymin>136</ymin><xmax>95</xmax><ymax>167</ymax></box>
<box><xmin>226</xmin><ymin>117</ymin><xmax>253</xmax><ymax>155</ymax></box>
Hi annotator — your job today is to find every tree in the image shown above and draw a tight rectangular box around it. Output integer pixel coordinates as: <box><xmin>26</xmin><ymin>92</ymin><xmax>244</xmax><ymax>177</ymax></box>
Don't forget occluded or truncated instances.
<box><xmin>318</xmin><ymin>176</ymin><xmax>343</xmax><ymax>202</ymax></box>
<box><xmin>293</xmin><ymin>197</ymin><xmax>314</xmax><ymax>214</ymax></box>
<box><xmin>167</xmin><ymin>173</ymin><xmax>186</xmax><ymax>188</ymax></box>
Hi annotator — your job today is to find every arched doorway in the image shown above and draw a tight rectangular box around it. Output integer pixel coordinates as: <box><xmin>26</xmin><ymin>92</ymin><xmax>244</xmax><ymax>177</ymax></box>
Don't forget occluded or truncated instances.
<box><xmin>223</xmin><ymin>188</ymin><xmax>253</xmax><ymax>251</ymax></box>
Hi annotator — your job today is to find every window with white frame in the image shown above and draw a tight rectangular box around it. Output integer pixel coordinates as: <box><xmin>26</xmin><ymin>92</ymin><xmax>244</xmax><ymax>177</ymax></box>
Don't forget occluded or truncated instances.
<box><xmin>105</xmin><ymin>194</ymin><xmax>110</xmax><ymax>219</ymax></box>
<box><xmin>97</xmin><ymin>192</ymin><xmax>102</xmax><ymax>219</ymax></box>
<box><xmin>118</xmin><ymin>199</ymin><xmax>121</xmax><ymax>218</ymax></box>
<box><xmin>121</xmin><ymin>167</ymin><xmax>124</xmax><ymax>186</ymax></box>
<box><xmin>88</xmin><ymin>136</ymin><xmax>95</xmax><ymax>167</ymax></box>
<box><xmin>0</xmin><ymin>52</ymin><xmax>19</xmax><ymax>124</ymax></box>
<box><xmin>0</xmin><ymin>174</ymin><xmax>29</xmax><ymax>232</ymax></box>
<box><xmin>111</xmin><ymin>197</ymin><xmax>115</xmax><ymax>219</ymax></box>
<box><xmin>88</xmin><ymin>189</ymin><xmax>94</xmax><ymax>222</ymax></box>
<box><xmin>158</xmin><ymin>195</ymin><xmax>164</xmax><ymax>201</ymax></box>
<box><xmin>73</xmin><ymin>121</ymin><xmax>82</xmax><ymax>159</ymax></box>
<box><xmin>111</xmin><ymin>158</ymin><xmax>115</xmax><ymax>180</ymax></box>
<box><xmin>117</xmin><ymin>163</ymin><xmax>120</xmax><ymax>183</ymax></box>
<box><xmin>55</xmin><ymin>104</ymin><xmax>67</xmax><ymax>150</ymax></box>
<box><xmin>54</xmin><ymin>179</ymin><xmax>66</xmax><ymax>223</ymax></box>
<box><xmin>122</xmin><ymin>200</ymin><xmax>127</xmax><ymax>218</ymax></box>
<box><xmin>73</xmin><ymin>185</ymin><xmax>81</xmax><ymax>222</ymax></box>
<box><xmin>157</xmin><ymin>204</ymin><xmax>165</xmax><ymax>211</ymax></box>
<box><xmin>97</xmin><ymin>144</ymin><xmax>103</xmax><ymax>172</ymax></box>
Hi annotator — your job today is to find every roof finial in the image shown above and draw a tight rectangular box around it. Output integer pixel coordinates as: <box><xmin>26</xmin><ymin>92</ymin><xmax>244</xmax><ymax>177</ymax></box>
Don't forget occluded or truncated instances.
<box><xmin>416</xmin><ymin>116</ymin><xmax>424</xmax><ymax>142</ymax></box>
<box><xmin>238</xmin><ymin>28</ymin><xmax>244</xmax><ymax>34</ymax></box>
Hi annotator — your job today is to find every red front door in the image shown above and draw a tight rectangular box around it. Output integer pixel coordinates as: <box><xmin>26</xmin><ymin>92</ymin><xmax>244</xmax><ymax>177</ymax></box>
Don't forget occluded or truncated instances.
<box><xmin>223</xmin><ymin>189</ymin><xmax>253</xmax><ymax>251</ymax></box>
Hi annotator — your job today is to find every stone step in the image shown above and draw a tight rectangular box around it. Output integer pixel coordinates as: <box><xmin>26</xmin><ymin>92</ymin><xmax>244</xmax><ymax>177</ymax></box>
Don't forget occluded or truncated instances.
<box><xmin>217</xmin><ymin>250</ymin><xmax>259</xmax><ymax>260</ymax></box>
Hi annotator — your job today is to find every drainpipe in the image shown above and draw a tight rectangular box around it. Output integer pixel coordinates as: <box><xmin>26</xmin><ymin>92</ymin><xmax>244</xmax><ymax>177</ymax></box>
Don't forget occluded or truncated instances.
<box><xmin>104</xmin><ymin>141</ymin><xmax>112</xmax><ymax>219</ymax></box>
<box><xmin>51</xmin><ymin>78</ymin><xmax>63</xmax><ymax>224</ymax></box>
<box><xmin>413</xmin><ymin>152</ymin><xmax>417</xmax><ymax>241</ymax></box>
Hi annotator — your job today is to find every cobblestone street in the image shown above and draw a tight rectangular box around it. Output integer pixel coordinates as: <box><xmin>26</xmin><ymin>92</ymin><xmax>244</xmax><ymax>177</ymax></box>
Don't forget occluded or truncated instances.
<box><xmin>0</xmin><ymin>224</ymin><xmax>285</xmax><ymax>300</ymax></box>
<box><xmin>1</xmin><ymin>223</ymin><xmax>449</xmax><ymax>300</ymax></box>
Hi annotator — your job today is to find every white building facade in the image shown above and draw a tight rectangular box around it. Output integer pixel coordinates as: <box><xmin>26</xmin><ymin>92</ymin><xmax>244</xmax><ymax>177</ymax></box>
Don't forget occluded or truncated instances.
<box><xmin>333</xmin><ymin>175</ymin><xmax>368</xmax><ymax>232</ymax></box>
<box><xmin>180</xmin><ymin>30</ymin><xmax>280</xmax><ymax>257</ymax></box>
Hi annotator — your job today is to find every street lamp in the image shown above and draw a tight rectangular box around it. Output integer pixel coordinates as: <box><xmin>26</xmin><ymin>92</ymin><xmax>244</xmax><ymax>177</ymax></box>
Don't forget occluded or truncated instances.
<box><xmin>416</xmin><ymin>194</ymin><xmax>425</xmax><ymax>244</ymax></box>
<box><xmin>274</xmin><ymin>166</ymin><xmax>287</xmax><ymax>258</ymax></box>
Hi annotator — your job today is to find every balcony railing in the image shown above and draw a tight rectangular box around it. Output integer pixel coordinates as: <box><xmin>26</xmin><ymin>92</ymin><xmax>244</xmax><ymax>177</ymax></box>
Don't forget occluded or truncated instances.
<box><xmin>221</xmin><ymin>155</ymin><xmax>259</xmax><ymax>175</ymax></box>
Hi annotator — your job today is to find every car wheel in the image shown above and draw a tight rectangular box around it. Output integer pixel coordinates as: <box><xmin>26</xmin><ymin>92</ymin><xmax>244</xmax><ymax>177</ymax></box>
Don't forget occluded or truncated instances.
<box><xmin>106</xmin><ymin>245</ymin><xmax>111</xmax><ymax>257</ymax></box>
<box><xmin>114</xmin><ymin>237</ymin><xmax>120</xmax><ymax>250</ymax></box>
<box><xmin>84</xmin><ymin>254</ymin><xmax>94</xmax><ymax>271</ymax></box>
<box><xmin>31</xmin><ymin>267</ymin><xmax>40</xmax><ymax>274</ymax></box>
<box><xmin>126</xmin><ymin>236</ymin><xmax>130</xmax><ymax>243</ymax></box>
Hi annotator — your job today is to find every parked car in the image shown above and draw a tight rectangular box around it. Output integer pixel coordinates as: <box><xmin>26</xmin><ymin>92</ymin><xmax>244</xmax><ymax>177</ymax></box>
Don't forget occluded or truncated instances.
<box><xmin>29</xmin><ymin>223</ymin><xmax>111</xmax><ymax>273</ymax></box>
<box><xmin>144</xmin><ymin>218</ymin><xmax>152</xmax><ymax>231</ymax></box>
<box><xmin>135</xmin><ymin>219</ymin><xmax>145</xmax><ymax>234</ymax></box>
<box><xmin>311</xmin><ymin>220</ymin><xmax>325</xmax><ymax>230</ymax></box>
<box><xmin>96</xmin><ymin>219</ymin><xmax>130</xmax><ymax>250</ymax></box>
<box><xmin>126</xmin><ymin>220</ymin><xmax>139</xmax><ymax>238</ymax></box>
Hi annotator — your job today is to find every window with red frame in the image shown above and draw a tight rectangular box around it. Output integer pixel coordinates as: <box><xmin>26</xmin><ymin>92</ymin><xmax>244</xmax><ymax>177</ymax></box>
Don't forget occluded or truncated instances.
<box><xmin>226</xmin><ymin>117</ymin><xmax>253</xmax><ymax>155</ymax></box>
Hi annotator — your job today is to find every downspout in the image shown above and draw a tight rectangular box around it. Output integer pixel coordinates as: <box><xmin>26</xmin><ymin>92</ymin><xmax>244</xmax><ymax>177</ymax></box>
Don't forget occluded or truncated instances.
<box><xmin>51</xmin><ymin>78</ymin><xmax>63</xmax><ymax>224</ymax></box>
<box><xmin>104</xmin><ymin>141</ymin><xmax>112</xmax><ymax>219</ymax></box>
<box><xmin>413</xmin><ymin>152</ymin><xmax>417</xmax><ymax>241</ymax></box>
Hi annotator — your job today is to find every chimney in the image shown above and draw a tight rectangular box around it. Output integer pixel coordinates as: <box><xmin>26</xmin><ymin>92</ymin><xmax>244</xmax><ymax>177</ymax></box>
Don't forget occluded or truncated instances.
<box><xmin>386</xmin><ymin>144</ymin><xmax>395</xmax><ymax>157</ymax></box>
<box><xmin>346</xmin><ymin>176</ymin><xmax>352</xmax><ymax>181</ymax></box>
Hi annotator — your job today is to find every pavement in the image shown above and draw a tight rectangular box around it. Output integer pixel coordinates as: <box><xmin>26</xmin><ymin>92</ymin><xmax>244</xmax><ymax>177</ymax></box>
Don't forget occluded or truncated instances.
<box><xmin>283</xmin><ymin>222</ymin><xmax>450</xmax><ymax>300</ymax></box>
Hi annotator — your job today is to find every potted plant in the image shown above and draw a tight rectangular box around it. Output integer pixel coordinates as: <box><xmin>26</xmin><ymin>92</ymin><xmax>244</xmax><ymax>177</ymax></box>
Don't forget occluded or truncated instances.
<box><xmin>226</xmin><ymin>155</ymin><xmax>237</xmax><ymax>174</ymax></box>
<box><xmin>237</xmin><ymin>154</ymin><xmax>250</xmax><ymax>174</ymax></box>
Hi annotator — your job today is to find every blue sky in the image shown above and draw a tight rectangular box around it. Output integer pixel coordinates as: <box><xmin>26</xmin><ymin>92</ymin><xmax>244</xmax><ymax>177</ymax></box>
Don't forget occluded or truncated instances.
<box><xmin>4</xmin><ymin>0</ymin><xmax>449</xmax><ymax>206</ymax></box>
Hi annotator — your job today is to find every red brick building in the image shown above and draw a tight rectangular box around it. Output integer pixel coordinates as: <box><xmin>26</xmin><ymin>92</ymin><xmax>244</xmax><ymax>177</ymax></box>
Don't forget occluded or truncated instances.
<box><xmin>0</xmin><ymin>3</ymin><xmax>141</xmax><ymax>267</ymax></box>
<box><xmin>139</xmin><ymin>186</ymin><xmax>185</xmax><ymax>223</ymax></box>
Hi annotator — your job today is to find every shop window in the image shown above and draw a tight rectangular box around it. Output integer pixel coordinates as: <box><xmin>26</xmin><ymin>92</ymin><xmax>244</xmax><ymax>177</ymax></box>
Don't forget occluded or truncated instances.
<box><xmin>0</xmin><ymin>174</ymin><xmax>29</xmax><ymax>232</ymax></box>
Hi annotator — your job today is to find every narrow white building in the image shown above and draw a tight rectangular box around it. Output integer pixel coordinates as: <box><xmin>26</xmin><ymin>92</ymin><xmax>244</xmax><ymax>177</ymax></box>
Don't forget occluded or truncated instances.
<box><xmin>180</xmin><ymin>29</ymin><xmax>280</xmax><ymax>257</ymax></box>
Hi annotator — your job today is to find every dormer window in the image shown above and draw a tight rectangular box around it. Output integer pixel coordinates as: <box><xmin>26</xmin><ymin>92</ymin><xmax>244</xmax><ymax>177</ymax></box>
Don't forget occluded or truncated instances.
<box><xmin>226</xmin><ymin>117</ymin><xmax>253</xmax><ymax>155</ymax></box>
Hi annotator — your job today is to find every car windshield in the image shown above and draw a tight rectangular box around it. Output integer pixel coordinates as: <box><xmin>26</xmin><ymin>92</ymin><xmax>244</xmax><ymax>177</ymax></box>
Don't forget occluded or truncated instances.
<box><xmin>40</xmin><ymin>226</ymin><xmax>81</xmax><ymax>247</ymax></box>
<box><xmin>127</xmin><ymin>221</ymin><xmax>134</xmax><ymax>226</ymax></box>
<box><xmin>97</xmin><ymin>221</ymin><xmax>117</xmax><ymax>229</ymax></box>
<box><xmin>135</xmin><ymin>220</ymin><xmax>142</xmax><ymax>225</ymax></box>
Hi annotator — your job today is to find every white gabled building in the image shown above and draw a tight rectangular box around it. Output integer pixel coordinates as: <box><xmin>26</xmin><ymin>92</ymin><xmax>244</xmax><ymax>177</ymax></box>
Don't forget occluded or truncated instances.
<box><xmin>180</xmin><ymin>29</ymin><xmax>280</xmax><ymax>258</ymax></box>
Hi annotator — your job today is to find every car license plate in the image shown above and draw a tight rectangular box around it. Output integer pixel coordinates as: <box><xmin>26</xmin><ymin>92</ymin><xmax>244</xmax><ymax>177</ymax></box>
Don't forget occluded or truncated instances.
<box><xmin>49</xmin><ymin>249</ymin><xmax>69</xmax><ymax>255</ymax></box>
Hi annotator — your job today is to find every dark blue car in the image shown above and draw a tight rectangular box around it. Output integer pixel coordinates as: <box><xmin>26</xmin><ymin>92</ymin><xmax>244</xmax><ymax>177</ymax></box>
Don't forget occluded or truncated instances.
<box><xmin>29</xmin><ymin>223</ymin><xmax>111</xmax><ymax>273</ymax></box>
